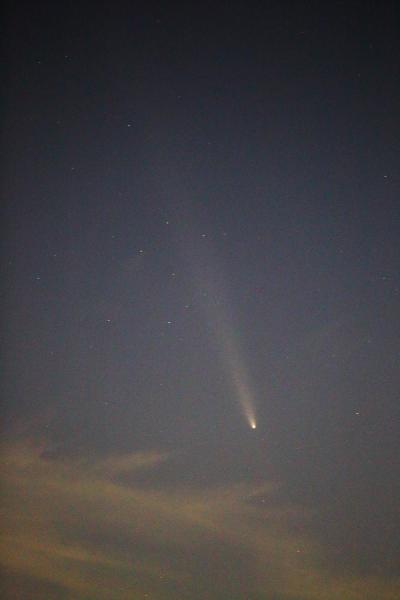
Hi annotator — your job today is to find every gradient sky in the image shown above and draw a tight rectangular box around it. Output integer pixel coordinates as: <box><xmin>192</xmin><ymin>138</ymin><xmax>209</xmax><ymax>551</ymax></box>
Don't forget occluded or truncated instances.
<box><xmin>2</xmin><ymin>2</ymin><xmax>400</xmax><ymax>599</ymax></box>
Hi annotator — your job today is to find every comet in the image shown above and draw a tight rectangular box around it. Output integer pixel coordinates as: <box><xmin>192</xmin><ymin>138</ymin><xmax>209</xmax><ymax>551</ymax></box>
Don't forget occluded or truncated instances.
<box><xmin>168</xmin><ymin>197</ymin><xmax>258</xmax><ymax>430</ymax></box>
<box><xmin>193</xmin><ymin>263</ymin><xmax>258</xmax><ymax>432</ymax></box>
<box><xmin>218</xmin><ymin>319</ymin><xmax>257</xmax><ymax>431</ymax></box>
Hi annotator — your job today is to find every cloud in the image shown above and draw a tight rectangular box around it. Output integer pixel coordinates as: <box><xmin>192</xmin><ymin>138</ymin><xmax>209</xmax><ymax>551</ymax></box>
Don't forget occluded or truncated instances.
<box><xmin>0</xmin><ymin>441</ymin><xmax>399</xmax><ymax>599</ymax></box>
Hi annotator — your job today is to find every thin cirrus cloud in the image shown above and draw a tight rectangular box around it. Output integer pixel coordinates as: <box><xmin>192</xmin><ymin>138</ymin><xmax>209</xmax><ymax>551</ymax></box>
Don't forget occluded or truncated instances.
<box><xmin>1</xmin><ymin>441</ymin><xmax>399</xmax><ymax>599</ymax></box>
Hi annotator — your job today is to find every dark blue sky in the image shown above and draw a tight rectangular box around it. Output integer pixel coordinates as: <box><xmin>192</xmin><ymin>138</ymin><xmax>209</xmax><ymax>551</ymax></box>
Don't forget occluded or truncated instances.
<box><xmin>1</xmin><ymin>2</ymin><xmax>399</xmax><ymax>598</ymax></box>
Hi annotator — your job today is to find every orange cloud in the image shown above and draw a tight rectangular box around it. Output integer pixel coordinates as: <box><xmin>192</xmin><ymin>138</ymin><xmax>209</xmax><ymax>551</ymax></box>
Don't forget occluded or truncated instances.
<box><xmin>0</xmin><ymin>441</ymin><xmax>399</xmax><ymax>599</ymax></box>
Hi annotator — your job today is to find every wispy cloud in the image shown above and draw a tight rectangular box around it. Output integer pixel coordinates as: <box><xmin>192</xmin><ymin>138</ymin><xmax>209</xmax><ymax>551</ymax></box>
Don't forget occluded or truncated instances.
<box><xmin>1</xmin><ymin>441</ymin><xmax>399</xmax><ymax>599</ymax></box>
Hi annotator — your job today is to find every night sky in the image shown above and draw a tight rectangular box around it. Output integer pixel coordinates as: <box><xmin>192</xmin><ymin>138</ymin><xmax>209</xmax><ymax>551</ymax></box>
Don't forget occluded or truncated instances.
<box><xmin>1</xmin><ymin>2</ymin><xmax>400</xmax><ymax>599</ymax></box>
